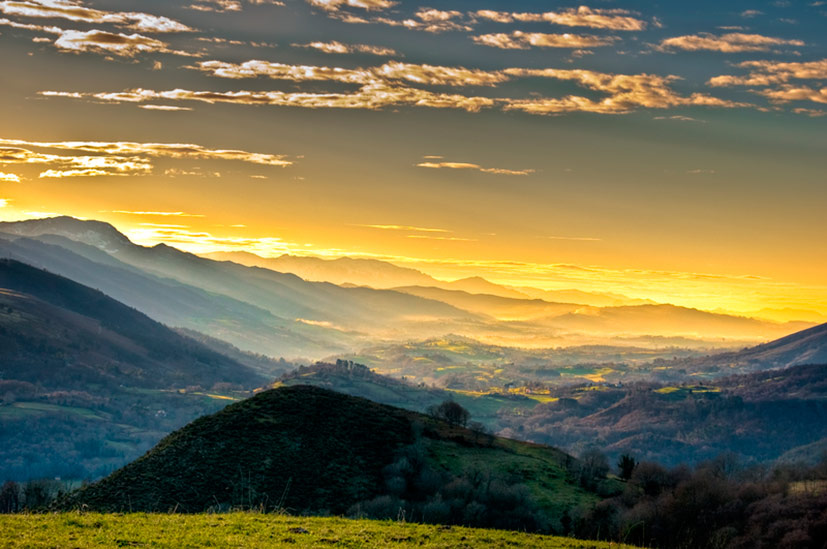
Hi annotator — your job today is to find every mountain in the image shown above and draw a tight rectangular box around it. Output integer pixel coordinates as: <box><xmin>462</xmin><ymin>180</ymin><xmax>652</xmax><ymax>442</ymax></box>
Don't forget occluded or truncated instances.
<box><xmin>512</xmin><ymin>286</ymin><xmax>654</xmax><ymax>308</ymax></box>
<box><xmin>0</xmin><ymin>234</ymin><xmax>347</xmax><ymax>360</ymax></box>
<box><xmin>0</xmin><ymin>217</ymin><xmax>484</xmax><ymax>354</ymax></box>
<box><xmin>204</xmin><ymin>251</ymin><xmax>439</xmax><ymax>288</ymax></box>
<box><xmin>497</xmin><ymin>362</ymin><xmax>827</xmax><ymax>467</ymax></box>
<box><xmin>0</xmin><ymin>259</ymin><xmax>266</xmax><ymax>481</ymax></box>
<box><xmin>61</xmin><ymin>385</ymin><xmax>606</xmax><ymax>532</ymax></box>
<box><xmin>0</xmin><ymin>259</ymin><xmax>264</xmax><ymax>391</ymax></box>
<box><xmin>547</xmin><ymin>303</ymin><xmax>812</xmax><ymax>342</ymax></box>
<box><xmin>442</xmin><ymin>276</ymin><xmax>529</xmax><ymax>299</ymax></box>
<box><xmin>392</xmin><ymin>285</ymin><xmax>580</xmax><ymax>320</ymax></box>
<box><xmin>660</xmin><ymin>322</ymin><xmax>827</xmax><ymax>375</ymax></box>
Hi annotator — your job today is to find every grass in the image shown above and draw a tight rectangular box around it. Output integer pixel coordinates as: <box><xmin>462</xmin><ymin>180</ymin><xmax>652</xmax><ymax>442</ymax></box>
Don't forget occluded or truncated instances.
<box><xmin>0</xmin><ymin>513</ymin><xmax>639</xmax><ymax>548</ymax></box>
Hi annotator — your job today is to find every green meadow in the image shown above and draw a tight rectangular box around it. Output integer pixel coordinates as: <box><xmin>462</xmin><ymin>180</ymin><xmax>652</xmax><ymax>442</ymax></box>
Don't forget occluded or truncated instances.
<box><xmin>0</xmin><ymin>513</ymin><xmax>639</xmax><ymax>548</ymax></box>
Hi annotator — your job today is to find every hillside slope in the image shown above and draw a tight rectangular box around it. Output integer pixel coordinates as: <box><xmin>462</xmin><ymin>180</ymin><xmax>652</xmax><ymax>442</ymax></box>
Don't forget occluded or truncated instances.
<box><xmin>63</xmin><ymin>386</ymin><xmax>602</xmax><ymax>531</ymax></box>
<box><xmin>0</xmin><ymin>259</ymin><xmax>266</xmax><ymax>481</ymax></box>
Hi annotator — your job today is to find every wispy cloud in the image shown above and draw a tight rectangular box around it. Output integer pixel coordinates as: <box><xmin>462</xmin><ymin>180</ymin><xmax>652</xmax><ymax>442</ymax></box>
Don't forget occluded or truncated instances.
<box><xmin>472</xmin><ymin>7</ymin><xmax>647</xmax><ymax>31</ymax></box>
<box><xmin>0</xmin><ymin>18</ymin><xmax>194</xmax><ymax>57</ymax></box>
<box><xmin>657</xmin><ymin>32</ymin><xmax>804</xmax><ymax>53</ymax></box>
<box><xmin>0</xmin><ymin>138</ymin><xmax>292</xmax><ymax>166</ymax></box>
<box><xmin>0</xmin><ymin>0</ymin><xmax>193</xmax><ymax>33</ymax></box>
<box><xmin>355</xmin><ymin>224</ymin><xmax>450</xmax><ymax>233</ymax></box>
<box><xmin>0</xmin><ymin>172</ymin><xmax>21</xmax><ymax>182</ymax></box>
<box><xmin>709</xmin><ymin>59</ymin><xmax>827</xmax><ymax>108</ymax></box>
<box><xmin>709</xmin><ymin>59</ymin><xmax>827</xmax><ymax>87</ymax></box>
<box><xmin>41</xmin><ymin>59</ymin><xmax>748</xmax><ymax>116</ymax></box>
<box><xmin>416</xmin><ymin>160</ymin><xmax>535</xmax><ymax>176</ymax></box>
<box><xmin>103</xmin><ymin>210</ymin><xmax>206</xmax><ymax>217</ymax></box>
<box><xmin>292</xmin><ymin>40</ymin><xmax>399</xmax><ymax>56</ymax></box>
<box><xmin>188</xmin><ymin>0</ymin><xmax>284</xmax><ymax>13</ymax></box>
<box><xmin>472</xmin><ymin>31</ymin><xmax>617</xmax><ymax>50</ymax></box>
<box><xmin>0</xmin><ymin>138</ymin><xmax>292</xmax><ymax>178</ymax></box>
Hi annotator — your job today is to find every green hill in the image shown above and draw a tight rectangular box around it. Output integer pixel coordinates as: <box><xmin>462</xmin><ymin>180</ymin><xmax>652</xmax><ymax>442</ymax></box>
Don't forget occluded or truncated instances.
<box><xmin>62</xmin><ymin>386</ymin><xmax>607</xmax><ymax>532</ymax></box>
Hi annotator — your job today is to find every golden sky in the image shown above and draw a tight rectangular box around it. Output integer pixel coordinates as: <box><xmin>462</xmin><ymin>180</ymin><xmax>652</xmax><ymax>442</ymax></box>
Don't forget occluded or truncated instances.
<box><xmin>1</xmin><ymin>0</ymin><xmax>825</xmax><ymax>320</ymax></box>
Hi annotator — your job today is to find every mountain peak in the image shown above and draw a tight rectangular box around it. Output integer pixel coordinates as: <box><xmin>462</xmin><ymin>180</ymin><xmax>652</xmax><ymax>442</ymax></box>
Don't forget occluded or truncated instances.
<box><xmin>0</xmin><ymin>215</ymin><xmax>132</xmax><ymax>253</ymax></box>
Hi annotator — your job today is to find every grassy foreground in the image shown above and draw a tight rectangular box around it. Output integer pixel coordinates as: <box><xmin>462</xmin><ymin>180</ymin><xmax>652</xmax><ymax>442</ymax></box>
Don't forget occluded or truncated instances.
<box><xmin>0</xmin><ymin>513</ymin><xmax>638</xmax><ymax>548</ymax></box>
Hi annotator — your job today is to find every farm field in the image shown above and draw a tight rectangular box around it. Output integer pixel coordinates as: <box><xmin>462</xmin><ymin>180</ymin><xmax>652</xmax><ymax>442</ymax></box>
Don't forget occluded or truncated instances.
<box><xmin>0</xmin><ymin>513</ymin><xmax>638</xmax><ymax>548</ymax></box>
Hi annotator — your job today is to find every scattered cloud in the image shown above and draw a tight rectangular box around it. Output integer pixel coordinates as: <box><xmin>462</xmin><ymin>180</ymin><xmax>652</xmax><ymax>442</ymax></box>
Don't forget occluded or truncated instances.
<box><xmin>0</xmin><ymin>138</ymin><xmax>293</xmax><ymax>167</ymax></box>
<box><xmin>472</xmin><ymin>7</ymin><xmax>647</xmax><ymax>31</ymax></box>
<box><xmin>472</xmin><ymin>31</ymin><xmax>617</xmax><ymax>50</ymax></box>
<box><xmin>306</xmin><ymin>0</ymin><xmax>395</xmax><ymax>13</ymax></box>
<box><xmin>356</xmin><ymin>224</ymin><xmax>450</xmax><ymax>233</ymax></box>
<box><xmin>654</xmin><ymin>115</ymin><xmax>704</xmax><ymax>122</ymax></box>
<box><xmin>500</xmin><ymin>68</ymin><xmax>749</xmax><ymax>114</ymax></box>
<box><xmin>292</xmin><ymin>40</ymin><xmax>399</xmax><ymax>56</ymax></box>
<box><xmin>0</xmin><ymin>0</ymin><xmax>193</xmax><ymax>33</ymax></box>
<box><xmin>0</xmin><ymin>18</ymin><xmax>194</xmax><ymax>57</ymax></box>
<box><xmin>104</xmin><ymin>210</ymin><xmax>206</xmax><ymax>217</ymax></box>
<box><xmin>53</xmin><ymin>29</ymin><xmax>171</xmax><ymax>56</ymax></box>
<box><xmin>42</xmin><ymin>85</ymin><xmax>498</xmax><ymax>112</ymax></box>
<box><xmin>406</xmin><ymin>234</ymin><xmax>476</xmax><ymax>242</ymax></box>
<box><xmin>658</xmin><ymin>32</ymin><xmax>804</xmax><ymax>53</ymax></box>
<box><xmin>0</xmin><ymin>138</ymin><xmax>292</xmax><ymax>178</ymax></box>
<box><xmin>709</xmin><ymin>59</ymin><xmax>827</xmax><ymax>108</ymax></box>
<box><xmin>741</xmin><ymin>10</ymin><xmax>764</xmax><ymax>18</ymax></box>
<box><xmin>42</xmin><ymin>58</ymin><xmax>749</xmax><ymax>116</ymax></box>
<box><xmin>708</xmin><ymin>59</ymin><xmax>827</xmax><ymax>87</ymax></box>
<box><xmin>139</xmin><ymin>104</ymin><xmax>193</xmax><ymax>111</ymax></box>
<box><xmin>417</xmin><ymin>160</ymin><xmax>535</xmax><ymax>176</ymax></box>
<box><xmin>0</xmin><ymin>172</ymin><xmax>21</xmax><ymax>182</ymax></box>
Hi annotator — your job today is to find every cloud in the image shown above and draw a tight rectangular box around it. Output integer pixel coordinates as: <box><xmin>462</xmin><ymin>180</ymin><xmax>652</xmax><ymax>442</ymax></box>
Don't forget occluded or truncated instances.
<box><xmin>0</xmin><ymin>18</ymin><xmax>193</xmax><ymax>57</ymax></box>
<box><xmin>472</xmin><ymin>7</ymin><xmax>647</xmax><ymax>31</ymax></box>
<box><xmin>0</xmin><ymin>138</ymin><xmax>293</xmax><ymax>167</ymax></box>
<box><xmin>658</xmin><ymin>32</ymin><xmax>805</xmax><ymax>53</ymax></box>
<box><xmin>741</xmin><ymin>9</ymin><xmax>764</xmax><ymax>18</ymax></box>
<box><xmin>472</xmin><ymin>31</ymin><xmax>617</xmax><ymax>50</ymax></box>
<box><xmin>417</xmin><ymin>160</ymin><xmax>535</xmax><ymax>176</ymax></box>
<box><xmin>104</xmin><ymin>210</ymin><xmax>206</xmax><ymax>217</ymax></box>
<box><xmin>0</xmin><ymin>0</ymin><xmax>193</xmax><ymax>33</ymax></box>
<box><xmin>292</xmin><ymin>40</ymin><xmax>399</xmax><ymax>56</ymax></box>
<box><xmin>46</xmin><ymin>84</ymin><xmax>497</xmax><ymax>112</ymax></box>
<box><xmin>406</xmin><ymin>234</ymin><xmax>476</xmax><ymax>242</ymax></box>
<box><xmin>500</xmin><ymin>69</ymin><xmax>749</xmax><ymax>114</ymax></box>
<box><xmin>189</xmin><ymin>0</ymin><xmax>242</xmax><ymax>12</ymax></box>
<box><xmin>0</xmin><ymin>172</ymin><xmax>21</xmax><ymax>182</ymax></box>
<box><xmin>374</xmin><ymin>61</ymin><xmax>510</xmax><ymax>87</ymax></box>
<box><xmin>709</xmin><ymin>59</ymin><xmax>827</xmax><ymax>108</ymax></box>
<box><xmin>139</xmin><ymin>104</ymin><xmax>193</xmax><ymax>111</ymax></box>
<box><xmin>654</xmin><ymin>115</ymin><xmax>704</xmax><ymax>122</ymax></box>
<box><xmin>306</xmin><ymin>0</ymin><xmax>395</xmax><ymax>13</ymax></box>
<box><xmin>708</xmin><ymin>59</ymin><xmax>827</xmax><ymax>87</ymax></box>
<box><xmin>41</xmin><ymin>59</ymin><xmax>749</xmax><ymax>116</ymax></box>
<box><xmin>53</xmin><ymin>29</ymin><xmax>172</xmax><ymax>56</ymax></box>
<box><xmin>0</xmin><ymin>138</ymin><xmax>292</xmax><ymax>178</ymax></box>
<box><xmin>759</xmin><ymin>85</ymin><xmax>827</xmax><ymax>104</ymax></box>
<box><xmin>356</xmin><ymin>224</ymin><xmax>450</xmax><ymax>233</ymax></box>
<box><xmin>0</xmin><ymin>146</ymin><xmax>151</xmax><ymax>177</ymax></box>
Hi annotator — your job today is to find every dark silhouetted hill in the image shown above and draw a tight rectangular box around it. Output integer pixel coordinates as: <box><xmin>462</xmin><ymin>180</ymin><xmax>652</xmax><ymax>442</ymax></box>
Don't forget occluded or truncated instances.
<box><xmin>62</xmin><ymin>385</ymin><xmax>603</xmax><ymax>531</ymax></box>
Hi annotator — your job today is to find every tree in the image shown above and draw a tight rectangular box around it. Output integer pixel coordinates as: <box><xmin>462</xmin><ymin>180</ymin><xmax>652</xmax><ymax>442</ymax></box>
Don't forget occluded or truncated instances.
<box><xmin>0</xmin><ymin>481</ymin><xmax>20</xmax><ymax>513</ymax></box>
<box><xmin>618</xmin><ymin>454</ymin><xmax>638</xmax><ymax>481</ymax></box>
<box><xmin>427</xmin><ymin>400</ymin><xmax>470</xmax><ymax>427</ymax></box>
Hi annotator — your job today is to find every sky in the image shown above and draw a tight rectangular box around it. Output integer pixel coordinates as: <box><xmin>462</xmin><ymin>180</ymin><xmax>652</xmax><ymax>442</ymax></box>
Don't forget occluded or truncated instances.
<box><xmin>0</xmin><ymin>0</ymin><xmax>825</xmax><ymax>318</ymax></box>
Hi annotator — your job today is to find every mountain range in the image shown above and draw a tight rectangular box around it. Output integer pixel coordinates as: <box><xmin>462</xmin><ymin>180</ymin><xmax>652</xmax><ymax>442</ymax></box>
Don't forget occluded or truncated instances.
<box><xmin>0</xmin><ymin>216</ymin><xmax>813</xmax><ymax>357</ymax></box>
